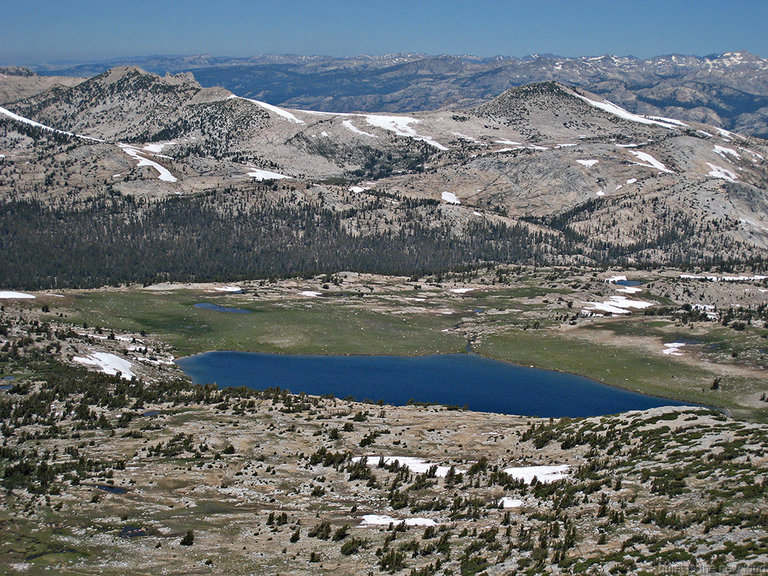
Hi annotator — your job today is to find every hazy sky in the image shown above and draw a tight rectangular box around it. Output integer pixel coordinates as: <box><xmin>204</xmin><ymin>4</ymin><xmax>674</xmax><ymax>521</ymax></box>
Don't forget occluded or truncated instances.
<box><xmin>2</xmin><ymin>0</ymin><xmax>767</xmax><ymax>65</ymax></box>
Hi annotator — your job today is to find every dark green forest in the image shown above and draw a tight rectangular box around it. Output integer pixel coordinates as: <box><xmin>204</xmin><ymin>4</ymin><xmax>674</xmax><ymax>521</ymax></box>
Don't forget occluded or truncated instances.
<box><xmin>1</xmin><ymin>187</ymin><xmax>764</xmax><ymax>289</ymax></box>
<box><xmin>1</xmin><ymin>191</ymin><xmax>554</xmax><ymax>289</ymax></box>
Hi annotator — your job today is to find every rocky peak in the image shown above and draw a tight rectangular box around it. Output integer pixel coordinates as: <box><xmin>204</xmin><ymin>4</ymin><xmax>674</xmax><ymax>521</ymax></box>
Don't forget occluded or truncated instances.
<box><xmin>474</xmin><ymin>81</ymin><xmax>580</xmax><ymax>116</ymax></box>
<box><xmin>0</xmin><ymin>66</ymin><xmax>35</xmax><ymax>77</ymax></box>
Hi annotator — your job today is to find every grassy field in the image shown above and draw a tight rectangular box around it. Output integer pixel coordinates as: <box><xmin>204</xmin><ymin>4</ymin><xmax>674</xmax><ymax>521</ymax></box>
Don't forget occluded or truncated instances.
<box><xmin>68</xmin><ymin>290</ymin><xmax>465</xmax><ymax>357</ymax></box>
<box><xmin>475</xmin><ymin>329</ymin><xmax>747</xmax><ymax>414</ymax></box>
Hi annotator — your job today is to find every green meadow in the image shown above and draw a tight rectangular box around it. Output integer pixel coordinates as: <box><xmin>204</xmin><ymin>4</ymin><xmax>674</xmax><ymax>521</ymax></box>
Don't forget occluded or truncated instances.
<box><xmin>52</xmin><ymin>284</ymin><xmax>768</xmax><ymax>422</ymax></box>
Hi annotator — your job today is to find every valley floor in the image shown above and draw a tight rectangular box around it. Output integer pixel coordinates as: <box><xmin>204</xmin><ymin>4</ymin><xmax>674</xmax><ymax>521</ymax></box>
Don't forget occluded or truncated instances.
<box><xmin>4</xmin><ymin>266</ymin><xmax>765</xmax><ymax>420</ymax></box>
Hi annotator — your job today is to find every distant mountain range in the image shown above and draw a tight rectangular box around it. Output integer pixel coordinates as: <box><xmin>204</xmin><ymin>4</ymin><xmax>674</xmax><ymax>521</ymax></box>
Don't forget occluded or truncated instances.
<box><xmin>23</xmin><ymin>51</ymin><xmax>768</xmax><ymax>139</ymax></box>
<box><xmin>1</xmin><ymin>64</ymin><xmax>766</xmax><ymax>287</ymax></box>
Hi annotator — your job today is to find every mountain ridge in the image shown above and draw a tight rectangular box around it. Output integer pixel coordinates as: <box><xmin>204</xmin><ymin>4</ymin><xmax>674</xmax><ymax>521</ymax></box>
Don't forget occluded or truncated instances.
<box><xmin>23</xmin><ymin>52</ymin><xmax>768</xmax><ymax>129</ymax></box>
<box><xmin>1</xmin><ymin>66</ymin><xmax>766</xmax><ymax>288</ymax></box>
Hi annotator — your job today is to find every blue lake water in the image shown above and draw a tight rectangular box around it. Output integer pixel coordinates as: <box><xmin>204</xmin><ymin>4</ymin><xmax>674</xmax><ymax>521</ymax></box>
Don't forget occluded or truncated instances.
<box><xmin>194</xmin><ymin>302</ymin><xmax>251</xmax><ymax>314</ymax></box>
<box><xmin>616</xmin><ymin>280</ymin><xmax>643</xmax><ymax>286</ymax></box>
<box><xmin>176</xmin><ymin>352</ymin><xmax>691</xmax><ymax>417</ymax></box>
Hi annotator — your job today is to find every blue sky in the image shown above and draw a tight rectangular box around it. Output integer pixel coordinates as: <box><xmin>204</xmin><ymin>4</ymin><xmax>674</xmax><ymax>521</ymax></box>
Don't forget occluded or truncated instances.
<box><xmin>2</xmin><ymin>0</ymin><xmax>767</xmax><ymax>65</ymax></box>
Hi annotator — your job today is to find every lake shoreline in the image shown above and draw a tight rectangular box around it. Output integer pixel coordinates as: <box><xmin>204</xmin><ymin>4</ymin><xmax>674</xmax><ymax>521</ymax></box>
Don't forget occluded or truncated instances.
<box><xmin>175</xmin><ymin>350</ymin><xmax>702</xmax><ymax>418</ymax></box>
<box><xmin>175</xmin><ymin>348</ymin><xmax>720</xmax><ymax>414</ymax></box>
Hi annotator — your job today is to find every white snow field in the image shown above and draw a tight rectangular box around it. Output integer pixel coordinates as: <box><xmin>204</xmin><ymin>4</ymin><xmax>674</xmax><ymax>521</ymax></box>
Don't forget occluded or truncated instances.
<box><xmin>680</xmin><ymin>274</ymin><xmax>767</xmax><ymax>282</ymax></box>
<box><xmin>605</xmin><ymin>275</ymin><xmax>627</xmax><ymax>283</ymax></box>
<box><xmin>230</xmin><ymin>95</ymin><xmax>306</xmax><ymax>124</ymax></box>
<box><xmin>572</xmin><ymin>93</ymin><xmax>682</xmax><ymax>129</ymax></box>
<box><xmin>364</xmin><ymin>115</ymin><xmax>448</xmax><ymax>151</ymax></box>
<box><xmin>713</xmin><ymin>145</ymin><xmax>740</xmax><ymax>160</ymax></box>
<box><xmin>498</xmin><ymin>497</ymin><xmax>524</xmax><ymax>508</ymax></box>
<box><xmin>630</xmin><ymin>150</ymin><xmax>673</xmax><ymax>173</ymax></box>
<box><xmin>342</xmin><ymin>120</ymin><xmax>378</xmax><ymax>138</ymax></box>
<box><xmin>503</xmin><ymin>465</ymin><xmax>570</xmax><ymax>484</ymax></box>
<box><xmin>119</xmin><ymin>144</ymin><xmax>177</xmax><ymax>182</ymax></box>
<box><xmin>0</xmin><ymin>291</ymin><xmax>36</xmax><ymax>299</ymax></box>
<box><xmin>360</xmin><ymin>515</ymin><xmax>436</xmax><ymax>527</ymax></box>
<box><xmin>706</xmin><ymin>163</ymin><xmax>738</xmax><ymax>182</ymax></box>
<box><xmin>583</xmin><ymin>295</ymin><xmax>654</xmax><ymax>315</ymax></box>
<box><xmin>247</xmin><ymin>168</ymin><xmax>289</xmax><ymax>180</ymax></box>
<box><xmin>351</xmin><ymin>456</ymin><xmax>460</xmax><ymax>478</ymax></box>
<box><xmin>0</xmin><ymin>105</ymin><xmax>104</xmax><ymax>142</ymax></box>
<box><xmin>646</xmin><ymin>115</ymin><xmax>688</xmax><ymax>127</ymax></box>
<box><xmin>72</xmin><ymin>352</ymin><xmax>135</xmax><ymax>380</ymax></box>
<box><xmin>441</xmin><ymin>191</ymin><xmax>461</xmax><ymax>204</ymax></box>
<box><xmin>141</xmin><ymin>142</ymin><xmax>175</xmax><ymax>154</ymax></box>
<box><xmin>663</xmin><ymin>342</ymin><xmax>686</xmax><ymax>356</ymax></box>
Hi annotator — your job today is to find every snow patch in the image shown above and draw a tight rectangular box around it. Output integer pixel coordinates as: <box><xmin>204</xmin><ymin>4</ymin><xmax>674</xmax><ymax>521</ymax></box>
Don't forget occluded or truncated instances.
<box><xmin>715</xmin><ymin>127</ymin><xmax>736</xmax><ymax>141</ymax></box>
<box><xmin>119</xmin><ymin>144</ymin><xmax>177</xmax><ymax>182</ymax></box>
<box><xmin>572</xmin><ymin>93</ymin><xmax>680</xmax><ymax>128</ymax></box>
<box><xmin>343</xmin><ymin>120</ymin><xmax>378</xmax><ymax>138</ymax></box>
<box><xmin>583</xmin><ymin>296</ymin><xmax>653</xmax><ymax>315</ymax></box>
<box><xmin>646</xmin><ymin>115</ymin><xmax>688</xmax><ymax>127</ymax></box>
<box><xmin>441</xmin><ymin>191</ymin><xmax>461</xmax><ymax>204</ymax></box>
<box><xmin>663</xmin><ymin>342</ymin><xmax>686</xmax><ymax>357</ymax></box>
<box><xmin>0</xmin><ymin>105</ymin><xmax>104</xmax><ymax>142</ymax></box>
<box><xmin>0</xmin><ymin>291</ymin><xmax>35</xmax><ymax>299</ymax></box>
<box><xmin>213</xmin><ymin>286</ymin><xmax>243</xmax><ymax>293</ymax></box>
<box><xmin>739</xmin><ymin>147</ymin><xmax>764</xmax><ymax>161</ymax></box>
<box><xmin>498</xmin><ymin>497</ymin><xmax>524</xmax><ymax>509</ymax></box>
<box><xmin>73</xmin><ymin>352</ymin><xmax>135</xmax><ymax>380</ymax></box>
<box><xmin>630</xmin><ymin>151</ymin><xmax>672</xmax><ymax>173</ymax></box>
<box><xmin>713</xmin><ymin>145</ymin><xmax>740</xmax><ymax>160</ymax></box>
<box><xmin>450</xmin><ymin>288</ymin><xmax>474</xmax><ymax>294</ymax></box>
<box><xmin>352</xmin><ymin>456</ymin><xmax>461</xmax><ymax>478</ymax></box>
<box><xmin>453</xmin><ymin>132</ymin><xmax>479</xmax><ymax>143</ymax></box>
<box><xmin>231</xmin><ymin>95</ymin><xmax>305</xmax><ymax>124</ymax></box>
<box><xmin>706</xmin><ymin>163</ymin><xmax>737</xmax><ymax>182</ymax></box>
<box><xmin>247</xmin><ymin>168</ymin><xmax>289</xmax><ymax>180</ymax></box>
<box><xmin>298</xmin><ymin>291</ymin><xmax>321</xmax><ymax>297</ymax></box>
<box><xmin>142</xmin><ymin>142</ymin><xmax>174</xmax><ymax>154</ymax></box>
<box><xmin>577</xmin><ymin>159</ymin><xmax>598</xmax><ymax>167</ymax></box>
<box><xmin>605</xmin><ymin>275</ymin><xmax>627</xmax><ymax>283</ymax></box>
<box><xmin>361</xmin><ymin>515</ymin><xmax>436</xmax><ymax>527</ymax></box>
<box><xmin>364</xmin><ymin>115</ymin><xmax>448</xmax><ymax>150</ymax></box>
<box><xmin>503</xmin><ymin>465</ymin><xmax>570</xmax><ymax>484</ymax></box>
<box><xmin>349</xmin><ymin>186</ymin><xmax>371</xmax><ymax>193</ymax></box>
<box><xmin>680</xmin><ymin>274</ymin><xmax>767</xmax><ymax>282</ymax></box>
